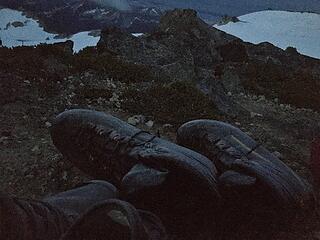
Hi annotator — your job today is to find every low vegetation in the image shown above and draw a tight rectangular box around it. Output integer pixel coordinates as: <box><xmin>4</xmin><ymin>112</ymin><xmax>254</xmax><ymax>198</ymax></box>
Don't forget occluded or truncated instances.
<box><xmin>122</xmin><ymin>81</ymin><xmax>219</xmax><ymax>126</ymax></box>
<box><xmin>72</xmin><ymin>47</ymin><xmax>154</xmax><ymax>83</ymax></box>
<box><xmin>241</xmin><ymin>61</ymin><xmax>320</xmax><ymax>111</ymax></box>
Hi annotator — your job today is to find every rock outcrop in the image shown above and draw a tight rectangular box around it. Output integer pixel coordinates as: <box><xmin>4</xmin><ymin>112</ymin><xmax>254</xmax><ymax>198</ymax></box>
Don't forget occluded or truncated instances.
<box><xmin>98</xmin><ymin>9</ymin><xmax>247</xmax><ymax>116</ymax></box>
<box><xmin>98</xmin><ymin>9</ymin><xmax>320</xmax><ymax>115</ymax></box>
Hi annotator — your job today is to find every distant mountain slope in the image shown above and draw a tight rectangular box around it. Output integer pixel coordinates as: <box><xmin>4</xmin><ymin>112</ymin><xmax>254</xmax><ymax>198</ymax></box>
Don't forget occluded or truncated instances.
<box><xmin>1</xmin><ymin>0</ymin><xmax>320</xmax><ymax>34</ymax></box>
<box><xmin>214</xmin><ymin>10</ymin><xmax>320</xmax><ymax>59</ymax></box>
<box><xmin>129</xmin><ymin>0</ymin><xmax>320</xmax><ymax>22</ymax></box>
<box><xmin>0</xmin><ymin>0</ymin><xmax>162</xmax><ymax>34</ymax></box>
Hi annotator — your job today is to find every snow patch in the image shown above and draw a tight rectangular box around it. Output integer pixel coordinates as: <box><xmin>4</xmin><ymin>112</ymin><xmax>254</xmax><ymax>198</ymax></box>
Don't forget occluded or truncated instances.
<box><xmin>132</xmin><ymin>33</ymin><xmax>144</xmax><ymax>37</ymax></box>
<box><xmin>214</xmin><ymin>10</ymin><xmax>320</xmax><ymax>59</ymax></box>
<box><xmin>0</xmin><ymin>8</ymin><xmax>100</xmax><ymax>52</ymax></box>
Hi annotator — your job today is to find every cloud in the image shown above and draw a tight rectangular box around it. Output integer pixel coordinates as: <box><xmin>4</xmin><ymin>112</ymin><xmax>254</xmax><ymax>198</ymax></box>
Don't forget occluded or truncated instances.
<box><xmin>92</xmin><ymin>0</ymin><xmax>131</xmax><ymax>11</ymax></box>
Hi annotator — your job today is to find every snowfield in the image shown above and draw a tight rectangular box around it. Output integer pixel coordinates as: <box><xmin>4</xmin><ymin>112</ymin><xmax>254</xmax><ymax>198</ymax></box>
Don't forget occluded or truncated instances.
<box><xmin>0</xmin><ymin>8</ymin><xmax>100</xmax><ymax>52</ymax></box>
<box><xmin>214</xmin><ymin>10</ymin><xmax>320</xmax><ymax>59</ymax></box>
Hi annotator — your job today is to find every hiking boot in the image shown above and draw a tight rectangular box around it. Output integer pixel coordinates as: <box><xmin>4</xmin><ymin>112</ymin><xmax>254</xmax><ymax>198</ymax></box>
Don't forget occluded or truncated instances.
<box><xmin>50</xmin><ymin>109</ymin><xmax>220</xmax><ymax>236</ymax></box>
<box><xmin>177</xmin><ymin>120</ymin><xmax>315</xmax><ymax>217</ymax></box>
<box><xmin>0</xmin><ymin>180</ymin><xmax>118</xmax><ymax>240</ymax></box>
<box><xmin>44</xmin><ymin>180</ymin><xmax>119</xmax><ymax>219</ymax></box>
<box><xmin>61</xmin><ymin>199</ymin><xmax>167</xmax><ymax>240</ymax></box>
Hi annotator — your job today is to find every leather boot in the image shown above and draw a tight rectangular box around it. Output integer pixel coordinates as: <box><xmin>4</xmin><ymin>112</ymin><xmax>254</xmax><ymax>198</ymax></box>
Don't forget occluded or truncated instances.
<box><xmin>60</xmin><ymin>199</ymin><xmax>167</xmax><ymax>240</ymax></box>
<box><xmin>177</xmin><ymin>119</ymin><xmax>315</xmax><ymax>232</ymax></box>
<box><xmin>50</xmin><ymin>109</ymin><xmax>220</xmax><ymax>237</ymax></box>
<box><xmin>0</xmin><ymin>180</ymin><xmax>118</xmax><ymax>240</ymax></box>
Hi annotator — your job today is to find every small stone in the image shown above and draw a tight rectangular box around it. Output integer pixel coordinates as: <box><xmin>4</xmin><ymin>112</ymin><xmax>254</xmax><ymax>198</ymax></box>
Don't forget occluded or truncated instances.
<box><xmin>127</xmin><ymin>115</ymin><xmax>145</xmax><ymax>126</ymax></box>
<box><xmin>0</xmin><ymin>136</ymin><xmax>9</xmax><ymax>145</ymax></box>
<box><xmin>127</xmin><ymin>116</ymin><xmax>139</xmax><ymax>126</ymax></box>
<box><xmin>97</xmin><ymin>97</ymin><xmax>104</xmax><ymax>105</ymax></box>
<box><xmin>23</xmin><ymin>80</ymin><xmax>31</xmax><ymax>85</ymax></box>
<box><xmin>163</xmin><ymin>124</ymin><xmax>174</xmax><ymax>130</ymax></box>
<box><xmin>145</xmin><ymin>120</ymin><xmax>154</xmax><ymax>128</ymax></box>
<box><xmin>274</xmin><ymin>98</ymin><xmax>279</xmax><ymax>103</ymax></box>
<box><xmin>45</xmin><ymin>122</ymin><xmax>52</xmax><ymax>128</ymax></box>
<box><xmin>62</xmin><ymin>171</ymin><xmax>68</xmax><ymax>181</ymax></box>
<box><xmin>26</xmin><ymin>174</ymin><xmax>34</xmax><ymax>179</ymax></box>
<box><xmin>31</xmin><ymin>145</ymin><xmax>40</xmax><ymax>154</ymax></box>
<box><xmin>235</xmin><ymin>122</ymin><xmax>241</xmax><ymax>126</ymax></box>
<box><xmin>259</xmin><ymin>95</ymin><xmax>266</xmax><ymax>101</ymax></box>
<box><xmin>227</xmin><ymin>91</ymin><xmax>232</xmax><ymax>96</ymax></box>
<box><xmin>250</xmin><ymin>112</ymin><xmax>263</xmax><ymax>118</ymax></box>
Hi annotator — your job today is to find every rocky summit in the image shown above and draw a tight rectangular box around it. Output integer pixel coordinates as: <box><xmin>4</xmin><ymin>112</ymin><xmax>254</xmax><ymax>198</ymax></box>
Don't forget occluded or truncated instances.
<box><xmin>98</xmin><ymin>9</ymin><xmax>320</xmax><ymax>116</ymax></box>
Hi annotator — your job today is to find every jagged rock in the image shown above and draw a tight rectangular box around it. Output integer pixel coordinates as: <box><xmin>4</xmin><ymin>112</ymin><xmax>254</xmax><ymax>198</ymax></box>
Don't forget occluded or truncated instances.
<box><xmin>98</xmin><ymin>9</ymin><xmax>245</xmax><ymax>116</ymax></box>
<box><xmin>98</xmin><ymin>8</ymin><xmax>320</xmax><ymax>115</ymax></box>
<box><xmin>216</xmin><ymin>39</ymin><xmax>248</xmax><ymax>62</ymax></box>
<box><xmin>52</xmin><ymin>40</ymin><xmax>74</xmax><ymax>55</ymax></box>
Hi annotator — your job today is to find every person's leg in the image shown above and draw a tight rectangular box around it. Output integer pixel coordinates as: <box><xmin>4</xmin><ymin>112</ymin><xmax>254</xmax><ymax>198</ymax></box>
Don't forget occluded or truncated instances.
<box><xmin>0</xmin><ymin>180</ymin><xmax>118</xmax><ymax>240</ymax></box>
<box><xmin>60</xmin><ymin>199</ymin><xmax>167</xmax><ymax>240</ymax></box>
<box><xmin>44</xmin><ymin>180</ymin><xmax>118</xmax><ymax>219</ymax></box>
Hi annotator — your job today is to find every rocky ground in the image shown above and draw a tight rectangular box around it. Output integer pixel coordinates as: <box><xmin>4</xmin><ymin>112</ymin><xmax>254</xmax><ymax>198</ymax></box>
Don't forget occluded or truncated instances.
<box><xmin>1</xmin><ymin>69</ymin><xmax>320</xmax><ymax>239</ymax></box>
<box><xmin>1</xmin><ymin>9</ymin><xmax>320</xmax><ymax>240</ymax></box>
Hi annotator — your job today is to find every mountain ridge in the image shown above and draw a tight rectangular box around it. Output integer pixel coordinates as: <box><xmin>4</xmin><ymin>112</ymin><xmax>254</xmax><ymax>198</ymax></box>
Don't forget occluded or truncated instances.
<box><xmin>1</xmin><ymin>0</ymin><xmax>319</xmax><ymax>34</ymax></box>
